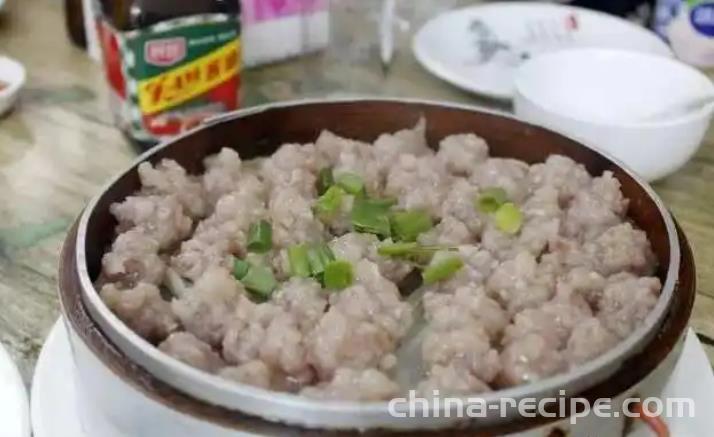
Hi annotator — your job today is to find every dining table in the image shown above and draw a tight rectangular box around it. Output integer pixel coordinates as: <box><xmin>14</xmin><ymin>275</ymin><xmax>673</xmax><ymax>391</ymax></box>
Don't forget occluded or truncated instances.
<box><xmin>0</xmin><ymin>0</ymin><xmax>712</xmax><ymax>387</ymax></box>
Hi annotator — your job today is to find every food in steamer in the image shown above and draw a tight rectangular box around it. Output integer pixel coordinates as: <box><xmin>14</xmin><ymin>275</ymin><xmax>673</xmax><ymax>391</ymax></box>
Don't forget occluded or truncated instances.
<box><xmin>97</xmin><ymin>120</ymin><xmax>660</xmax><ymax>401</ymax></box>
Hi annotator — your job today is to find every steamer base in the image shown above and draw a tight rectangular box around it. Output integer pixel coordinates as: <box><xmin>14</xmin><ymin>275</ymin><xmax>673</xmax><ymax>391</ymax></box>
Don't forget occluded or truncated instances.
<box><xmin>32</xmin><ymin>319</ymin><xmax>714</xmax><ymax>437</ymax></box>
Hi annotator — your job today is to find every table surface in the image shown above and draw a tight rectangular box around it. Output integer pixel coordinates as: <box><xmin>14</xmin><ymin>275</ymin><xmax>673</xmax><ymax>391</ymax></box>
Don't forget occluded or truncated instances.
<box><xmin>0</xmin><ymin>0</ymin><xmax>712</xmax><ymax>385</ymax></box>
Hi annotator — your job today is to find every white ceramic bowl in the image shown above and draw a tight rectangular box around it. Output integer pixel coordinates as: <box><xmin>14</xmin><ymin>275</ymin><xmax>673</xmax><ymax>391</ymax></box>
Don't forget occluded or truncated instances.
<box><xmin>514</xmin><ymin>48</ymin><xmax>714</xmax><ymax>181</ymax></box>
<box><xmin>0</xmin><ymin>56</ymin><xmax>25</xmax><ymax>116</ymax></box>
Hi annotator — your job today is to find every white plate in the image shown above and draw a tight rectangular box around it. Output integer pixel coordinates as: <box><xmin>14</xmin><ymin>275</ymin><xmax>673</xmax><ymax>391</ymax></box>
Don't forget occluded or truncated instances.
<box><xmin>31</xmin><ymin>319</ymin><xmax>714</xmax><ymax>436</ymax></box>
<box><xmin>31</xmin><ymin>321</ymin><xmax>88</xmax><ymax>437</ymax></box>
<box><xmin>413</xmin><ymin>2</ymin><xmax>673</xmax><ymax>100</ymax></box>
<box><xmin>0</xmin><ymin>56</ymin><xmax>26</xmax><ymax>116</ymax></box>
<box><xmin>629</xmin><ymin>328</ymin><xmax>714</xmax><ymax>436</ymax></box>
<box><xmin>0</xmin><ymin>341</ymin><xmax>30</xmax><ymax>437</ymax></box>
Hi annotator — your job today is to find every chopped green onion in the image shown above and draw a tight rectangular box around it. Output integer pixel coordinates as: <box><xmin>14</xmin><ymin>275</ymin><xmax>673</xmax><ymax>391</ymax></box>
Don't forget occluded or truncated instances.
<box><xmin>390</xmin><ymin>210</ymin><xmax>433</xmax><ymax>242</ymax></box>
<box><xmin>247</xmin><ymin>220</ymin><xmax>272</xmax><ymax>253</ymax></box>
<box><xmin>422</xmin><ymin>255</ymin><xmax>464</xmax><ymax>285</ymax></box>
<box><xmin>377</xmin><ymin>241</ymin><xmax>420</xmax><ymax>257</ymax></box>
<box><xmin>307</xmin><ymin>243</ymin><xmax>335</xmax><ymax>276</ymax></box>
<box><xmin>351</xmin><ymin>197</ymin><xmax>392</xmax><ymax>237</ymax></box>
<box><xmin>335</xmin><ymin>172</ymin><xmax>365</xmax><ymax>196</ymax></box>
<box><xmin>323</xmin><ymin>260</ymin><xmax>354</xmax><ymax>290</ymax></box>
<box><xmin>377</xmin><ymin>242</ymin><xmax>456</xmax><ymax>265</ymax></box>
<box><xmin>314</xmin><ymin>186</ymin><xmax>345</xmax><ymax>221</ymax></box>
<box><xmin>316</xmin><ymin>167</ymin><xmax>335</xmax><ymax>195</ymax></box>
<box><xmin>369</xmin><ymin>197</ymin><xmax>398</xmax><ymax>209</ymax></box>
<box><xmin>232</xmin><ymin>258</ymin><xmax>250</xmax><ymax>280</ymax></box>
<box><xmin>240</xmin><ymin>264</ymin><xmax>278</xmax><ymax>298</ymax></box>
<box><xmin>476</xmin><ymin>187</ymin><xmax>509</xmax><ymax>214</ymax></box>
<box><xmin>287</xmin><ymin>244</ymin><xmax>311</xmax><ymax>278</ymax></box>
<box><xmin>494</xmin><ymin>202</ymin><xmax>523</xmax><ymax>235</ymax></box>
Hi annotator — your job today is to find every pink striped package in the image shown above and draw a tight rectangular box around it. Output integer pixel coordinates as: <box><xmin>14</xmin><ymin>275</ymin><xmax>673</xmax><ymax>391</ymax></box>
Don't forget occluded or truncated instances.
<box><xmin>241</xmin><ymin>0</ymin><xmax>330</xmax><ymax>66</ymax></box>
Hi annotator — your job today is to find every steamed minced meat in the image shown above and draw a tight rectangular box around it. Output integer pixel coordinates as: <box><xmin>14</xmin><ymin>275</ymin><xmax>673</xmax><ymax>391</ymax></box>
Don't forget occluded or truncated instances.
<box><xmin>98</xmin><ymin>121</ymin><xmax>662</xmax><ymax>401</ymax></box>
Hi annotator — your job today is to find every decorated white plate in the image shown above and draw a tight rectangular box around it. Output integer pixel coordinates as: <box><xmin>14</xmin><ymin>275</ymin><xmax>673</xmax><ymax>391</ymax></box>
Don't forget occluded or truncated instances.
<box><xmin>412</xmin><ymin>2</ymin><xmax>673</xmax><ymax>100</ymax></box>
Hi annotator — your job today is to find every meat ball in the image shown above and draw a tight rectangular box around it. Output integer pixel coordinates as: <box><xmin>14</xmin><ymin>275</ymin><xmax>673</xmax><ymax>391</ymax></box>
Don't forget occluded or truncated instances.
<box><xmin>101</xmin><ymin>228</ymin><xmax>165</xmax><ymax>286</ymax></box>
<box><xmin>315</xmin><ymin>130</ymin><xmax>367</xmax><ymax>162</ymax></box>
<box><xmin>222</xmin><ymin>299</ymin><xmax>279</xmax><ymax>365</ymax></box>
<box><xmin>110</xmin><ymin>194</ymin><xmax>192</xmax><ymax>249</ymax></box>
<box><xmin>373</xmin><ymin>118</ymin><xmax>431</xmax><ymax>171</ymax></box>
<box><xmin>101</xmin><ymin>282</ymin><xmax>177</xmax><ymax>343</ymax></box>
<box><xmin>470</xmin><ymin>158</ymin><xmax>529</xmax><ymax>203</ymax></box>
<box><xmin>583</xmin><ymin>223</ymin><xmax>657</xmax><ymax>276</ymax></box>
<box><xmin>563</xmin><ymin>171</ymin><xmax>628</xmax><ymax>239</ymax></box>
<box><xmin>259</xmin><ymin>312</ymin><xmax>312</xmax><ymax>378</ymax></box>
<box><xmin>502</xmin><ymin>309</ymin><xmax>561</xmax><ymax>349</ymax></box>
<box><xmin>437</xmin><ymin>133</ymin><xmax>489</xmax><ymax>176</ymax></box>
<box><xmin>439</xmin><ymin>178</ymin><xmax>484</xmax><ymax>234</ymax></box>
<box><xmin>348</xmin><ymin>260</ymin><xmax>413</xmax><ymax>337</ymax></box>
<box><xmin>541</xmin><ymin>299</ymin><xmax>593</xmax><ymax>343</ymax></box>
<box><xmin>423</xmin><ymin>286</ymin><xmax>508</xmax><ymax>339</ymax></box>
<box><xmin>522</xmin><ymin>186</ymin><xmax>561</xmax><ymax>221</ymax></box>
<box><xmin>435</xmin><ymin>246</ymin><xmax>499</xmax><ymax>292</ymax></box>
<box><xmin>269</xmin><ymin>186</ymin><xmax>325</xmax><ymax>248</ymax></box>
<box><xmin>480</xmin><ymin>187</ymin><xmax>562</xmax><ymax>260</ymax></box>
<box><xmin>330</xmin><ymin>233</ymin><xmax>413</xmax><ymax>283</ymax></box>
<box><xmin>417</xmin><ymin>363</ymin><xmax>491</xmax><ymax>397</ymax></box>
<box><xmin>555</xmin><ymin>267</ymin><xmax>607</xmax><ymax>308</ymax></box>
<box><xmin>202</xmin><ymin>147</ymin><xmax>243</xmax><ymax>206</ymax></box>
<box><xmin>171</xmin><ymin>267</ymin><xmax>245</xmax><ymax>346</ymax></box>
<box><xmin>170</xmin><ymin>227</ymin><xmax>234</xmax><ymax>281</ymax></box>
<box><xmin>565</xmin><ymin>318</ymin><xmax>618</xmax><ymax>366</ymax></box>
<box><xmin>159</xmin><ymin>332</ymin><xmax>225</xmax><ymax>373</ymax></box>
<box><xmin>171</xmin><ymin>180</ymin><xmax>266</xmax><ymax>280</ymax></box>
<box><xmin>209</xmin><ymin>177</ymin><xmax>267</xmax><ymax>225</ymax></box>
<box><xmin>528</xmin><ymin>155</ymin><xmax>591</xmax><ymax>203</ymax></box>
<box><xmin>385</xmin><ymin>154</ymin><xmax>451</xmax><ymax>218</ymax></box>
<box><xmin>138</xmin><ymin>159</ymin><xmax>206</xmax><ymax>218</ymax></box>
<box><xmin>219</xmin><ymin>360</ymin><xmax>272</xmax><ymax>389</ymax></box>
<box><xmin>306</xmin><ymin>308</ymin><xmax>396</xmax><ymax>380</ymax></box>
<box><xmin>487</xmin><ymin>252</ymin><xmax>555</xmax><ymax>315</ymax></box>
<box><xmin>301</xmin><ymin>368</ymin><xmax>399</xmax><ymax>401</ymax></box>
<box><xmin>418</xmin><ymin>216</ymin><xmax>473</xmax><ymax>246</ymax></box>
<box><xmin>503</xmin><ymin>299</ymin><xmax>591</xmax><ymax>349</ymax></box>
<box><xmin>547</xmin><ymin>223</ymin><xmax>656</xmax><ymax>278</ymax></box>
<box><xmin>328</xmin><ymin>232</ymin><xmax>372</xmax><ymax>263</ymax></box>
<box><xmin>422</xmin><ymin>322</ymin><xmax>501</xmax><ymax>383</ymax></box>
<box><xmin>333</xmin><ymin>148</ymin><xmax>383</xmax><ymax>197</ymax></box>
<box><xmin>272</xmin><ymin>277</ymin><xmax>327</xmax><ymax>333</ymax></box>
<box><xmin>306</xmin><ymin>262</ymin><xmax>409</xmax><ymax>379</ymax></box>
<box><xmin>261</xmin><ymin>142</ymin><xmax>324</xmax><ymax>195</ymax></box>
<box><xmin>498</xmin><ymin>333</ymin><xmax>566</xmax><ymax>387</ymax></box>
<box><xmin>598</xmin><ymin>273</ymin><xmax>661</xmax><ymax>338</ymax></box>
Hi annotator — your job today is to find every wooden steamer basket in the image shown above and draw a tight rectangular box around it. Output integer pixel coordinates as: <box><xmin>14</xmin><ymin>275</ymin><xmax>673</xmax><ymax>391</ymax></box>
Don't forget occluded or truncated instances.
<box><xmin>59</xmin><ymin>100</ymin><xmax>695</xmax><ymax>435</ymax></box>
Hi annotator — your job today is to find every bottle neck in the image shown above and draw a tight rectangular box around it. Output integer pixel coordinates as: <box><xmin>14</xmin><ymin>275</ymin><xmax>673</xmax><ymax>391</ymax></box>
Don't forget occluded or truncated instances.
<box><xmin>133</xmin><ymin>0</ymin><xmax>239</xmax><ymax>28</ymax></box>
<box><xmin>98</xmin><ymin>0</ymin><xmax>239</xmax><ymax>30</ymax></box>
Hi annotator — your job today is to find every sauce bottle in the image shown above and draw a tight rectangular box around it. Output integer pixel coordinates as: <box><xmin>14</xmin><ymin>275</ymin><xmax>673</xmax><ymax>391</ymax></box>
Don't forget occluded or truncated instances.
<box><xmin>64</xmin><ymin>0</ymin><xmax>87</xmax><ymax>48</ymax></box>
<box><xmin>96</xmin><ymin>0</ymin><xmax>241</xmax><ymax>149</ymax></box>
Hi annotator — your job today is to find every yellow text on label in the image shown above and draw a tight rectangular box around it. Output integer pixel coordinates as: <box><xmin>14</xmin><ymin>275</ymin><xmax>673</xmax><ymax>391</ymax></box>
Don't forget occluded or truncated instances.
<box><xmin>137</xmin><ymin>40</ymin><xmax>240</xmax><ymax>115</ymax></box>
